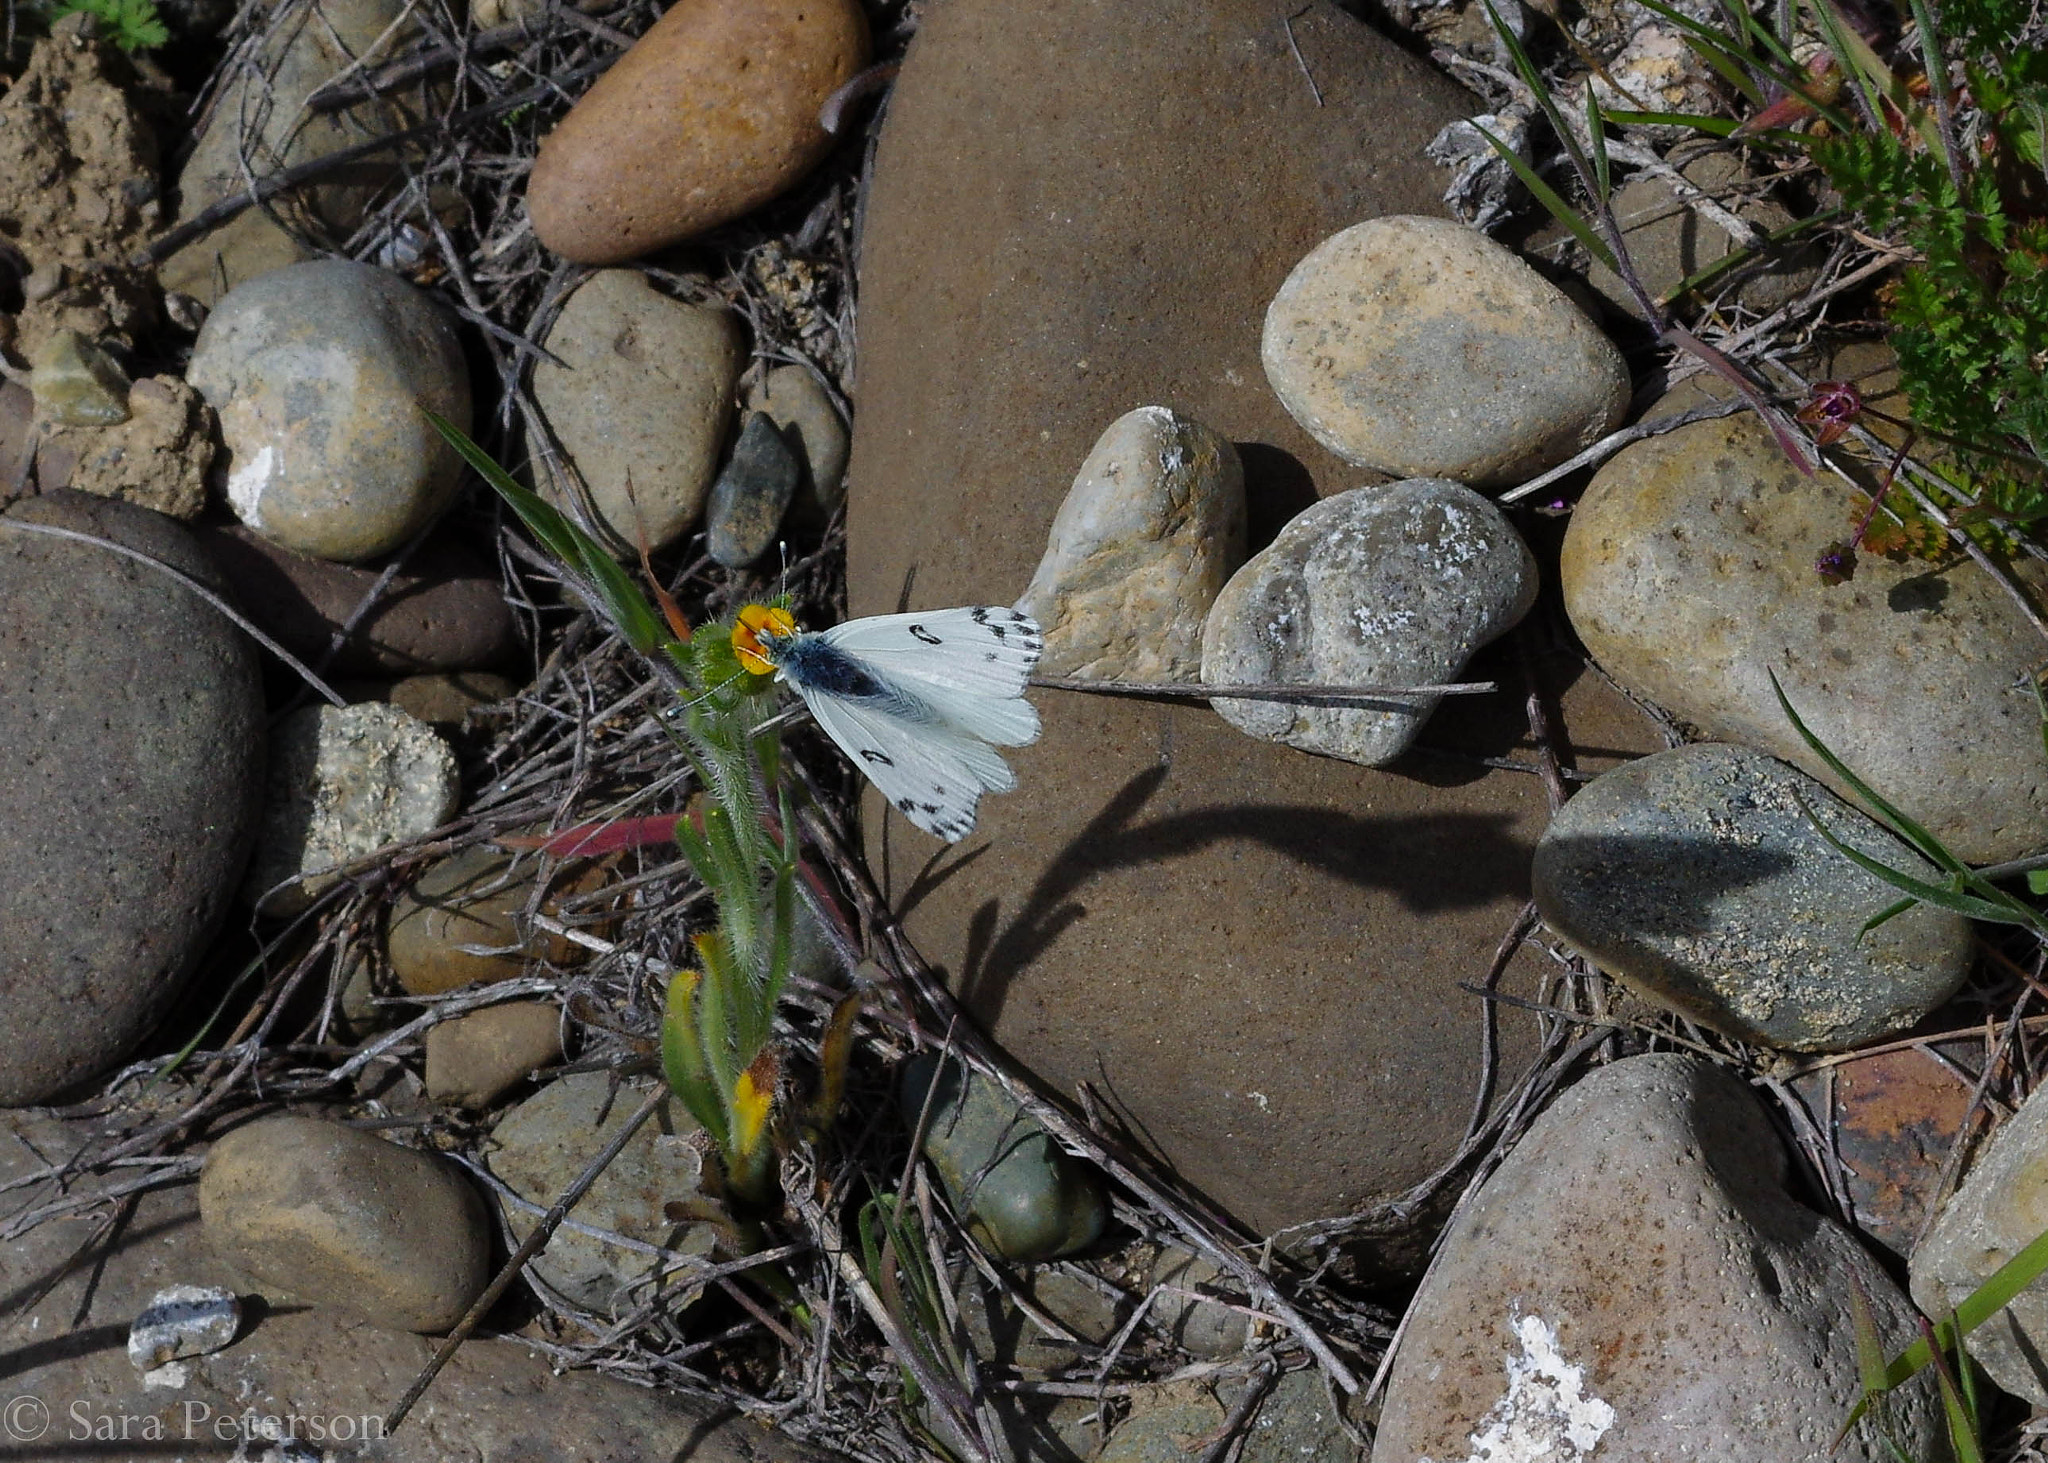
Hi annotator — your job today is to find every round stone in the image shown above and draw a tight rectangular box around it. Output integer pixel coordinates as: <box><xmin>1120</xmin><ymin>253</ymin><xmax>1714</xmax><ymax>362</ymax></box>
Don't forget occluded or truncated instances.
<box><xmin>1201</xmin><ymin>479</ymin><xmax>1538</xmax><ymax>766</ymax></box>
<box><xmin>744</xmin><ymin>364</ymin><xmax>850</xmax><ymax>518</ymax></box>
<box><xmin>241</xmin><ymin>702</ymin><xmax>460</xmax><ymax>916</ymax></box>
<box><xmin>532</xmin><ymin>269</ymin><xmax>745</xmax><ymax>552</ymax></box>
<box><xmin>424</xmin><ymin>1002</ymin><xmax>563</xmax><ymax>1109</ymax></box>
<box><xmin>188</xmin><ymin>259</ymin><xmax>472</xmax><ymax>562</ymax></box>
<box><xmin>1533</xmin><ymin>744</ymin><xmax>1975</xmax><ymax>1051</ymax></box>
<box><xmin>705</xmin><ymin>410</ymin><xmax>802</xmax><ymax>568</ymax></box>
<box><xmin>1261</xmin><ymin>215</ymin><xmax>1631</xmax><ymax>487</ymax></box>
<box><xmin>1561</xmin><ymin>408</ymin><xmax>2048</xmax><ymax>863</ymax></box>
<box><xmin>386</xmin><ymin>845</ymin><xmax>600</xmax><ymax>996</ymax></box>
<box><xmin>199</xmin><ymin>1113</ymin><xmax>491</xmax><ymax>1333</ymax></box>
<box><xmin>486</xmin><ymin>1073</ymin><xmax>717</xmax><ymax>1315</ymax></box>
<box><xmin>0</xmin><ymin>492</ymin><xmax>264</xmax><ymax>1104</ymax></box>
<box><xmin>1016</xmin><ymin>405</ymin><xmax>1245</xmax><ymax>681</ymax></box>
<box><xmin>526</xmin><ymin>0</ymin><xmax>870</xmax><ymax>265</ymax></box>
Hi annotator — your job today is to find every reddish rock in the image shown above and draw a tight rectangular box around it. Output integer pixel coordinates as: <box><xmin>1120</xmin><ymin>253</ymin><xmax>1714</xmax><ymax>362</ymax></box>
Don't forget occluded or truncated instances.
<box><xmin>196</xmin><ymin>523</ymin><xmax>522</xmax><ymax>675</ymax></box>
<box><xmin>845</xmin><ymin>0</ymin><xmax>1666</xmax><ymax>1252</ymax></box>
<box><xmin>526</xmin><ymin>0</ymin><xmax>869</xmax><ymax>265</ymax></box>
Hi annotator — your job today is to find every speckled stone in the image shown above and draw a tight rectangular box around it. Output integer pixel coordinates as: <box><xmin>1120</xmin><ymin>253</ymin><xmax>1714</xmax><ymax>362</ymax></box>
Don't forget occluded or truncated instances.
<box><xmin>1017</xmin><ymin>406</ymin><xmax>1245</xmax><ymax>681</ymax></box>
<box><xmin>705</xmin><ymin>410</ymin><xmax>802</xmax><ymax>567</ymax></box>
<box><xmin>1201</xmin><ymin>479</ymin><xmax>1538</xmax><ymax>765</ymax></box>
<box><xmin>188</xmin><ymin>259</ymin><xmax>472</xmax><ymax>562</ymax></box>
<box><xmin>1534</xmin><ymin>744</ymin><xmax>1974</xmax><ymax>1051</ymax></box>
<box><xmin>200</xmin><ymin>1114</ymin><xmax>491</xmax><ymax>1333</ymax></box>
<box><xmin>532</xmin><ymin>269</ymin><xmax>745</xmax><ymax>551</ymax></box>
<box><xmin>0</xmin><ymin>492</ymin><xmax>265</xmax><ymax>1104</ymax></box>
<box><xmin>1913</xmin><ymin>1079</ymin><xmax>2048</xmax><ymax>1405</ymax></box>
<box><xmin>487</xmin><ymin>1073</ymin><xmax>717</xmax><ymax>1315</ymax></box>
<box><xmin>900</xmin><ymin>1054</ymin><xmax>1106</xmax><ymax>1262</ymax></box>
<box><xmin>242</xmin><ymin>702</ymin><xmax>460</xmax><ymax>916</ymax></box>
<box><xmin>526</xmin><ymin>0</ymin><xmax>869</xmax><ymax>264</ymax></box>
<box><xmin>1262</xmin><ymin>216</ymin><xmax>1630</xmax><ymax>487</ymax></box>
<box><xmin>1374</xmin><ymin>1054</ymin><xmax>1940</xmax><ymax>1463</ymax></box>
<box><xmin>1561</xmin><ymin>408</ymin><xmax>2048</xmax><ymax>863</ymax></box>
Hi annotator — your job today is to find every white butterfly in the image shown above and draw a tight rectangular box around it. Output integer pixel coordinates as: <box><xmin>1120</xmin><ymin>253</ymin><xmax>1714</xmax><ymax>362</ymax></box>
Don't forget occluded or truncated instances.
<box><xmin>732</xmin><ymin>604</ymin><xmax>1043</xmax><ymax>842</ymax></box>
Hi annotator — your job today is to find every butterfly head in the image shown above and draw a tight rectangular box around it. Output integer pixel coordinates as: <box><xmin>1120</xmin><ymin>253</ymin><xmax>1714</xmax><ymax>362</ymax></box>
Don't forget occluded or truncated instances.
<box><xmin>732</xmin><ymin>603</ymin><xmax>800</xmax><ymax>676</ymax></box>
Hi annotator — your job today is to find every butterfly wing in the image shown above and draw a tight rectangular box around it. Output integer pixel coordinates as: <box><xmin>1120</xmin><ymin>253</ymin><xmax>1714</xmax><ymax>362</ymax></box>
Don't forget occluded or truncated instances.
<box><xmin>820</xmin><ymin>607</ymin><xmax>1043</xmax><ymax>746</ymax></box>
<box><xmin>798</xmin><ymin>684</ymin><xmax>1015</xmax><ymax>843</ymax></box>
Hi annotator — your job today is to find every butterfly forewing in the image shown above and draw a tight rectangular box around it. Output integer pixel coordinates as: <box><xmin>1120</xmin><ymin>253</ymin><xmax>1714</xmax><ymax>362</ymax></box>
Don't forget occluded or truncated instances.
<box><xmin>801</xmin><ymin>689</ymin><xmax>1014</xmax><ymax>843</ymax></box>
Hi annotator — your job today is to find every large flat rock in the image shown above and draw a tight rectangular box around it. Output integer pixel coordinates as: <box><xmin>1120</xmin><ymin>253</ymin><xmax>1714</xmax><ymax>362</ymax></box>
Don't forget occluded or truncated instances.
<box><xmin>845</xmin><ymin>0</ymin><xmax>1666</xmax><ymax>1243</ymax></box>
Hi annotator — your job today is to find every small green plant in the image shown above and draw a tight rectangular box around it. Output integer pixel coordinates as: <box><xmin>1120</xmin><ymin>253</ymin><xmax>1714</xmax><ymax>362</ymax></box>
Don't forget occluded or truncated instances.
<box><xmin>44</xmin><ymin>0</ymin><xmax>168</xmax><ymax>50</ymax></box>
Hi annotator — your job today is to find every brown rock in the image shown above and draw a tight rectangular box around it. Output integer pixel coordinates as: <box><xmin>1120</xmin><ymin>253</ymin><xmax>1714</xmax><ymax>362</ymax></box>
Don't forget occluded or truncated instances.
<box><xmin>41</xmin><ymin>375</ymin><xmax>217</xmax><ymax>519</ymax></box>
<box><xmin>387</xmin><ymin>845</ymin><xmax>606</xmax><ymax>996</ymax></box>
<box><xmin>388</xmin><ymin>669</ymin><xmax>520</xmax><ymax>726</ymax></box>
<box><xmin>195</xmin><ymin>522</ymin><xmax>522</xmax><ymax>675</ymax></box>
<box><xmin>526</xmin><ymin>0</ymin><xmax>869</xmax><ymax>264</ymax></box>
<box><xmin>425</xmin><ymin>1001</ymin><xmax>564</xmax><ymax>1107</ymax></box>
<box><xmin>845</xmin><ymin>0</ymin><xmax>1664</xmax><ymax>1248</ymax></box>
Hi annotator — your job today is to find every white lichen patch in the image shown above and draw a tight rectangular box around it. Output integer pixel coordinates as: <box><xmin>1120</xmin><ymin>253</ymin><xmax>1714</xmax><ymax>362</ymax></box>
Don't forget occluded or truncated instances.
<box><xmin>1426</xmin><ymin>1313</ymin><xmax>1617</xmax><ymax>1463</ymax></box>
<box><xmin>226</xmin><ymin>443</ymin><xmax>278</xmax><ymax>528</ymax></box>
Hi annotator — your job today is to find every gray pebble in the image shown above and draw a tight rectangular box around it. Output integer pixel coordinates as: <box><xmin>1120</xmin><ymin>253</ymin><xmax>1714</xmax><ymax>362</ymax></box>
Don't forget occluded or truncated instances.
<box><xmin>744</xmin><ymin>364</ymin><xmax>849</xmax><ymax>519</ymax></box>
<box><xmin>1534</xmin><ymin>744</ymin><xmax>1974</xmax><ymax>1051</ymax></box>
<box><xmin>128</xmin><ymin>1285</ymin><xmax>240</xmax><ymax>1371</ymax></box>
<box><xmin>705</xmin><ymin>411</ymin><xmax>802</xmax><ymax>568</ymax></box>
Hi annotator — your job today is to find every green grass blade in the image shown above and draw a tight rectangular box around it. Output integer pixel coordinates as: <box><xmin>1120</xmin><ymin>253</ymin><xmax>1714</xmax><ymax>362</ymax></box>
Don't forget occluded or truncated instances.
<box><xmin>1882</xmin><ymin>1224</ymin><xmax>2048</xmax><ymax>1388</ymax></box>
<box><xmin>1793</xmin><ymin>794</ymin><xmax>2028</xmax><ymax>922</ymax></box>
<box><xmin>1858</xmin><ymin>896</ymin><xmax>1922</xmax><ymax>936</ymax></box>
<box><xmin>1474</xmin><ymin>124</ymin><xmax>1620</xmax><ymax>273</ymax></box>
<box><xmin>1601</xmin><ymin>108</ymin><xmax>1743</xmax><ymax>134</ymax></box>
<box><xmin>1586</xmin><ymin>90</ymin><xmax>1613</xmax><ymax>200</ymax></box>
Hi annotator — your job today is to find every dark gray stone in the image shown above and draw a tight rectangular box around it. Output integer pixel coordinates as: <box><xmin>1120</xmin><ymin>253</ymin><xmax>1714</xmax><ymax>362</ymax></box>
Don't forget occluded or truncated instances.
<box><xmin>0</xmin><ymin>492</ymin><xmax>264</xmax><ymax>1103</ymax></box>
<box><xmin>706</xmin><ymin>411</ymin><xmax>802</xmax><ymax>568</ymax></box>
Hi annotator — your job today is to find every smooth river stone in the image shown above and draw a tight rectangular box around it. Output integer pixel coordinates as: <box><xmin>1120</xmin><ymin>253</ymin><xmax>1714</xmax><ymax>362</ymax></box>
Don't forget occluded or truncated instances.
<box><xmin>1562</xmin><ymin>410</ymin><xmax>2048</xmax><ymax>863</ymax></box>
<box><xmin>845</xmin><ymin>0</ymin><xmax>1670</xmax><ymax>1250</ymax></box>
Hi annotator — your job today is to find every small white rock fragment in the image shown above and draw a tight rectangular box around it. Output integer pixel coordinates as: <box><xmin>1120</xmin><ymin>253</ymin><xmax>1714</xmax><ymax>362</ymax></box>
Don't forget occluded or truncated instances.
<box><xmin>1431</xmin><ymin>1313</ymin><xmax>1616</xmax><ymax>1463</ymax></box>
<box><xmin>1016</xmin><ymin>405</ymin><xmax>1245</xmax><ymax>680</ymax></box>
<box><xmin>127</xmin><ymin>1283</ymin><xmax>240</xmax><ymax>1371</ymax></box>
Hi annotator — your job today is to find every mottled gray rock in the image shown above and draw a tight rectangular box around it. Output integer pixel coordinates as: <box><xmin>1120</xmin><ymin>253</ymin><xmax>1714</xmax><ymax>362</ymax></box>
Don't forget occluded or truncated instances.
<box><xmin>1235</xmin><ymin>1369</ymin><xmax>1359</xmax><ymax>1463</ymax></box>
<box><xmin>1201</xmin><ymin>479</ymin><xmax>1537</xmax><ymax>765</ymax></box>
<box><xmin>1099</xmin><ymin>1390</ymin><xmax>1227</xmax><ymax>1463</ymax></box>
<box><xmin>1912</xmin><ymin>1079</ymin><xmax>2048</xmax><ymax>1405</ymax></box>
<box><xmin>1261</xmin><ymin>216</ymin><xmax>1630</xmax><ymax>487</ymax></box>
<box><xmin>533</xmin><ymin>269</ymin><xmax>744</xmax><ymax>551</ymax></box>
<box><xmin>1534</xmin><ymin>744</ymin><xmax>1974</xmax><ymax>1051</ymax></box>
<box><xmin>424</xmin><ymin>1001</ymin><xmax>563</xmax><ymax>1108</ymax></box>
<box><xmin>0</xmin><ymin>492</ymin><xmax>264</xmax><ymax>1103</ymax></box>
<box><xmin>196</xmin><ymin>524</ymin><xmax>522</xmax><ymax>675</ymax></box>
<box><xmin>200</xmin><ymin>1114</ymin><xmax>491</xmax><ymax>1333</ymax></box>
<box><xmin>1562</xmin><ymin>409</ymin><xmax>2048</xmax><ymax>862</ymax></box>
<box><xmin>706</xmin><ymin>410</ymin><xmax>802</xmax><ymax>567</ymax></box>
<box><xmin>1147</xmin><ymin>1245</ymin><xmax>1251</xmax><ymax>1359</ymax></box>
<box><xmin>188</xmin><ymin>259</ymin><xmax>472</xmax><ymax>562</ymax></box>
<box><xmin>2</xmin><ymin>1110</ymin><xmax>828</xmax><ymax>1463</ymax></box>
<box><xmin>29</xmin><ymin>328</ymin><xmax>129</xmax><ymax>425</ymax></box>
<box><xmin>128</xmin><ymin>1285</ymin><xmax>240</xmax><ymax>1371</ymax></box>
<box><xmin>242</xmin><ymin>702</ymin><xmax>460</xmax><ymax>916</ymax></box>
<box><xmin>900</xmin><ymin>1054</ymin><xmax>1106</xmax><ymax>1262</ymax></box>
<box><xmin>1016</xmin><ymin>406</ymin><xmax>1245</xmax><ymax>681</ymax></box>
<box><xmin>487</xmin><ymin>1072</ymin><xmax>717</xmax><ymax>1314</ymax></box>
<box><xmin>1586</xmin><ymin>24</ymin><xmax>1717</xmax><ymax>132</ymax></box>
<box><xmin>158</xmin><ymin>0</ymin><xmax>437</xmax><ymax>302</ymax></box>
<box><xmin>745</xmin><ymin>363</ymin><xmax>850</xmax><ymax>517</ymax></box>
<box><xmin>1373</xmin><ymin>1053</ymin><xmax>1940</xmax><ymax>1463</ymax></box>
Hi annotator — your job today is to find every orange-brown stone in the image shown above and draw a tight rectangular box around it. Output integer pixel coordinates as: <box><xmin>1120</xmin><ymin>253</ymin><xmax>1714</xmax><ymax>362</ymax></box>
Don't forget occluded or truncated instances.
<box><xmin>527</xmin><ymin>0</ymin><xmax>869</xmax><ymax>265</ymax></box>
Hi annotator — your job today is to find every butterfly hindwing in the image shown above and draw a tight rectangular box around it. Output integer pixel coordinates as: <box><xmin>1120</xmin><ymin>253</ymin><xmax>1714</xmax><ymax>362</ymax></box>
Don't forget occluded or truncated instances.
<box><xmin>797</xmin><ymin>685</ymin><xmax>1014</xmax><ymax>843</ymax></box>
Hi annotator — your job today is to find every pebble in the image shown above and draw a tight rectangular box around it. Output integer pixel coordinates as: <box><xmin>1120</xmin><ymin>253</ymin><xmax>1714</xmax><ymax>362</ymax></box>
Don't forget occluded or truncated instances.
<box><xmin>127</xmin><ymin>1285</ymin><xmax>240</xmax><ymax>1372</ymax></box>
<box><xmin>0</xmin><ymin>492</ymin><xmax>265</xmax><ymax>1103</ymax></box>
<box><xmin>1261</xmin><ymin>215</ymin><xmax>1630</xmax><ymax>487</ymax></box>
<box><xmin>744</xmin><ymin>364</ymin><xmax>850</xmax><ymax>518</ymax></box>
<box><xmin>1533</xmin><ymin>744</ymin><xmax>1974</xmax><ymax>1051</ymax></box>
<box><xmin>424</xmin><ymin>1001</ymin><xmax>564</xmax><ymax>1108</ymax></box>
<box><xmin>387</xmin><ymin>845</ymin><xmax>600</xmax><ymax>996</ymax></box>
<box><xmin>188</xmin><ymin>259</ymin><xmax>472</xmax><ymax>563</ymax></box>
<box><xmin>1097</xmin><ymin>1390</ymin><xmax>1226</xmax><ymax>1463</ymax></box>
<box><xmin>899</xmin><ymin>1053</ymin><xmax>1106</xmax><ymax>1262</ymax></box>
<box><xmin>1230</xmin><ymin>1369</ymin><xmax>1356</xmax><ymax>1463</ymax></box>
<box><xmin>158</xmin><ymin>0</ymin><xmax>436</xmax><ymax>302</ymax></box>
<box><xmin>1147</xmin><ymin>1245</ymin><xmax>1249</xmax><ymax>1358</ymax></box>
<box><xmin>706</xmin><ymin>411</ymin><xmax>803</xmax><ymax>568</ymax></box>
<box><xmin>387</xmin><ymin>670</ymin><xmax>519</xmax><ymax>728</ymax></box>
<box><xmin>29</xmin><ymin>328</ymin><xmax>130</xmax><ymax>425</ymax></box>
<box><xmin>525</xmin><ymin>0</ymin><xmax>870</xmax><ymax>264</ymax></box>
<box><xmin>241</xmin><ymin>702</ymin><xmax>460</xmax><ymax>917</ymax></box>
<box><xmin>1016</xmin><ymin>406</ymin><xmax>1245</xmax><ymax>681</ymax></box>
<box><xmin>487</xmin><ymin>1073</ymin><xmax>718</xmax><ymax>1314</ymax></box>
<box><xmin>196</xmin><ymin>524</ymin><xmax>522</xmax><ymax>676</ymax></box>
<box><xmin>1912</xmin><ymin>1078</ymin><xmax>2048</xmax><ymax>1404</ymax></box>
<box><xmin>1561</xmin><ymin>408</ymin><xmax>2048</xmax><ymax>863</ymax></box>
<box><xmin>532</xmin><ymin>270</ymin><xmax>745</xmax><ymax>552</ymax></box>
<box><xmin>1201</xmin><ymin>479</ymin><xmax>1537</xmax><ymax>766</ymax></box>
<box><xmin>37</xmin><ymin>375</ymin><xmax>218</xmax><ymax>520</ymax></box>
<box><xmin>199</xmin><ymin>1114</ymin><xmax>491</xmax><ymax>1333</ymax></box>
<box><xmin>1373</xmin><ymin>1053</ymin><xmax>1941</xmax><ymax>1462</ymax></box>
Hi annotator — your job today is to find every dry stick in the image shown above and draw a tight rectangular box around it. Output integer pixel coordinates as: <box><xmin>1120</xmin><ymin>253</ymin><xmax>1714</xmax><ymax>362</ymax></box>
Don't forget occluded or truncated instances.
<box><xmin>1497</xmin><ymin>397</ymin><xmax>1748</xmax><ymax>504</ymax></box>
<box><xmin>383</xmin><ymin>1085</ymin><xmax>664</xmax><ymax>1435</ymax></box>
<box><xmin>0</xmin><ymin>518</ymin><xmax>346</xmax><ymax>706</ymax></box>
<box><xmin>137</xmin><ymin>53</ymin><xmax>617</xmax><ymax>267</ymax></box>
<box><xmin>1194</xmin><ymin>1354</ymin><xmax>1283</xmax><ymax>1463</ymax></box>
<box><xmin>304</xmin><ymin>7</ymin><xmax>600</xmax><ymax>108</ymax></box>
<box><xmin>1031</xmin><ymin>676</ymin><xmax>1495</xmax><ymax>705</ymax></box>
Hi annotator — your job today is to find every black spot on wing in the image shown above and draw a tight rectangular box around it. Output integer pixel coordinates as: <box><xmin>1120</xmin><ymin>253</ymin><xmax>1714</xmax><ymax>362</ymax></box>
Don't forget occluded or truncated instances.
<box><xmin>910</xmin><ymin>624</ymin><xmax>942</xmax><ymax>645</ymax></box>
<box><xmin>859</xmin><ymin>747</ymin><xmax>894</xmax><ymax>766</ymax></box>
